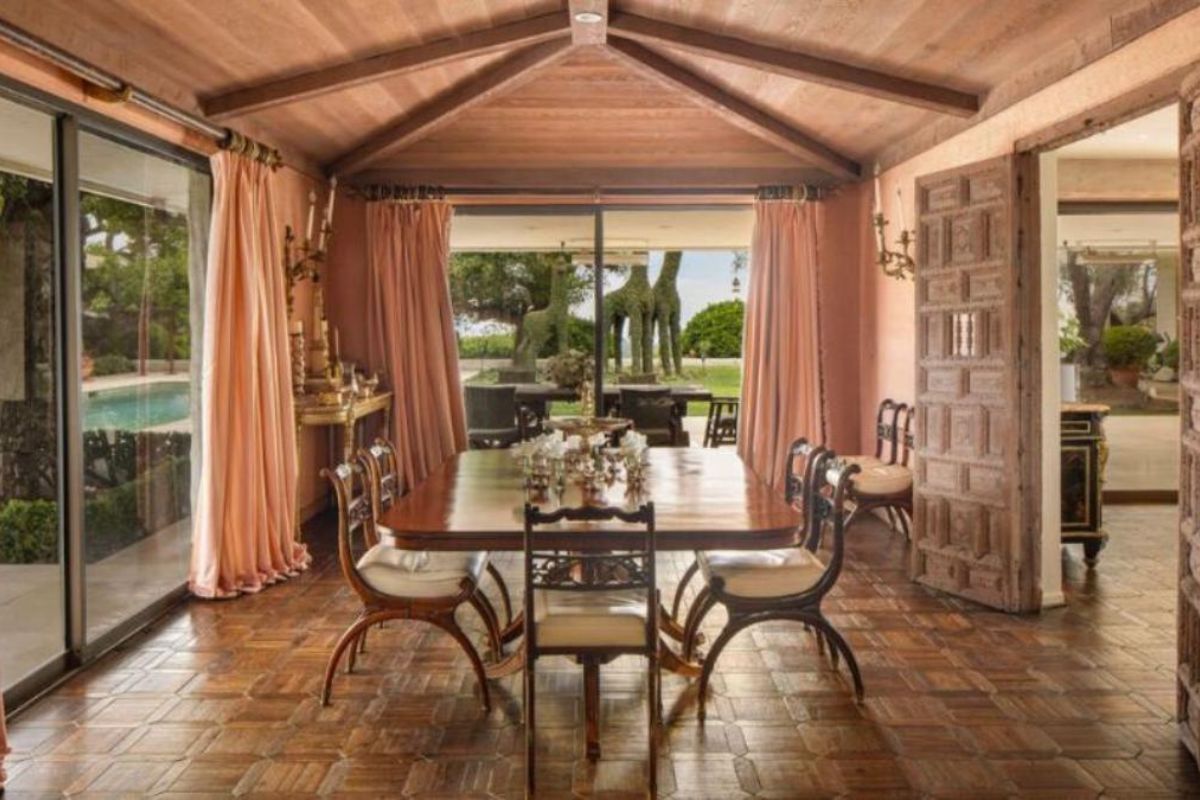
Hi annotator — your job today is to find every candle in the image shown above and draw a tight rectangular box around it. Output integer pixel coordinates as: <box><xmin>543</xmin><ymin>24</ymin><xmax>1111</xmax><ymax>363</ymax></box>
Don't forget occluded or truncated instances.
<box><xmin>289</xmin><ymin>319</ymin><xmax>303</xmax><ymax>335</ymax></box>
<box><xmin>896</xmin><ymin>187</ymin><xmax>907</xmax><ymax>232</ymax></box>
<box><xmin>317</xmin><ymin>178</ymin><xmax>337</xmax><ymax>252</ymax></box>
<box><xmin>304</xmin><ymin>190</ymin><xmax>316</xmax><ymax>243</ymax></box>
<box><xmin>873</xmin><ymin>163</ymin><xmax>883</xmax><ymax>219</ymax></box>
<box><xmin>332</xmin><ymin>327</ymin><xmax>341</xmax><ymax>363</ymax></box>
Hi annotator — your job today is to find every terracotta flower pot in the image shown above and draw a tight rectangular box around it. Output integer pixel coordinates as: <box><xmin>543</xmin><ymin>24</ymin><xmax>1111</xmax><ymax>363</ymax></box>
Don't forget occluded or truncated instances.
<box><xmin>1107</xmin><ymin>366</ymin><xmax>1140</xmax><ymax>388</ymax></box>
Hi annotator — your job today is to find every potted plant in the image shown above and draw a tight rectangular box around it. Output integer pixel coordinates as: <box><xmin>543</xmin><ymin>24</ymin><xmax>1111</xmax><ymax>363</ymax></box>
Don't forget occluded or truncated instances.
<box><xmin>1101</xmin><ymin>324</ymin><xmax>1157</xmax><ymax>388</ymax></box>
<box><xmin>1058</xmin><ymin>318</ymin><xmax>1085</xmax><ymax>402</ymax></box>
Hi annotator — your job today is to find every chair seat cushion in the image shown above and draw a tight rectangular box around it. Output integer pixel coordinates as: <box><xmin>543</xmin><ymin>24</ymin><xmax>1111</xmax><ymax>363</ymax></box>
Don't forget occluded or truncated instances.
<box><xmin>698</xmin><ymin>548</ymin><xmax>826</xmax><ymax>598</ymax></box>
<box><xmin>850</xmin><ymin>464</ymin><xmax>913</xmax><ymax>495</ymax></box>
<box><xmin>843</xmin><ymin>454</ymin><xmax>884</xmax><ymax>468</ymax></box>
<box><xmin>533</xmin><ymin>588</ymin><xmax>649</xmax><ymax>648</ymax></box>
<box><xmin>356</xmin><ymin>546</ymin><xmax>487</xmax><ymax>599</ymax></box>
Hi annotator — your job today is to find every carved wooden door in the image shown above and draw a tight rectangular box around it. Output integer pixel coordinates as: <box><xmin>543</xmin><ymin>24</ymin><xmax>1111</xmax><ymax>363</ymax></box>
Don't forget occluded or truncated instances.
<box><xmin>912</xmin><ymin>154</ymin><xmax>1040</xmax><ymax>612</ymax></box>
<box><xmin>1178</xmin><ymin>67</ymin><xmax>1200</xmax><ymax>764</ymax></box>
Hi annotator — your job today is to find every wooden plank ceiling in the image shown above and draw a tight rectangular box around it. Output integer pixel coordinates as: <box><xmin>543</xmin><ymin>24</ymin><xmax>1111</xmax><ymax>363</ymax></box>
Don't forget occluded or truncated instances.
<box><xmin>0</xmin><ymin>0</ymin><xmax>1184</xmax><ymax>187</ymax></box>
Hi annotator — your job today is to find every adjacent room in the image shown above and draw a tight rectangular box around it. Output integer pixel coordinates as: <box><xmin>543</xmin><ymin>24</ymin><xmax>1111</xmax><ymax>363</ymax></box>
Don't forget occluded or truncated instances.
<box><xmin>3</xmin><ymin>2</ymin><xmax>1200</xmax><ymax>797</ymax></box>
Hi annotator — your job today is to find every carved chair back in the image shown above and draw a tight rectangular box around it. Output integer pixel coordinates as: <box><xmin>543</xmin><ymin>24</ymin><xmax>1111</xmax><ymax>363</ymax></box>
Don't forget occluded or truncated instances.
<box><xmin>321</xmin><ymin>459</ymin><xmax>381</xmax><ymax>601</ymax></box>
<box><xmin>465</xmin><ymin>384</ymin><xmax>519</xmax><ymax>432</ymax></box>
<box><xmin>783</xmin><ymin>437</ymin><xmax>828</xmax><ymax>507</ymax></box>
<box><xmin>800</xmin><ymin>455</ymin><xmax>861</xmax><ymax>599</ymax></box>
<box><xmin>522</xmin><ymin>502</ymin><xmax>657</xmax><ymax>657</ymax></box>
<box><xmin>895</xmin><ymin>404</ymin><xmax>916</xmax><ymax>468</ymax></box>
<box><xmin>872</xmin><ymin>398</ymin><xmax>908</xmax><ymax>463</ymax></box>
<box><xmin>618</xmin><ymin>387</ymin><xmax>677</xmax><ymax>443</ymax></box>
<box><xmin>359</xmin><ymin>437</ymin><xmax>402</xmax><ymax>521</ymax></box>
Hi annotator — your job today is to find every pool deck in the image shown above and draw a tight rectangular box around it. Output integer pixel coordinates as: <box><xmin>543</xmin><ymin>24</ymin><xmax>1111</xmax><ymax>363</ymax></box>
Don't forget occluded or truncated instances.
<box><xmin>83</xmin><ymin>373</ymin><xmax>190</xmax><ymax>393</ymax></box>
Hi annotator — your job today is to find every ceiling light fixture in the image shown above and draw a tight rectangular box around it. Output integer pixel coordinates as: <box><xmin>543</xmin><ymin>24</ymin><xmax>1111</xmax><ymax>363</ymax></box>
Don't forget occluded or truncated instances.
<box><xmin>573</xmin><ymin>11</ymin><xmax>604</xmax><ymax>23</ymax></box>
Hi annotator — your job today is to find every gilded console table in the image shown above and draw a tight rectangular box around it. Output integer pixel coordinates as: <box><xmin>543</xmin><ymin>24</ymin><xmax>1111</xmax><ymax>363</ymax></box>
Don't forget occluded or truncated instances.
<box><xmin>1061</xmin><ymin>402</ymin><xmax>1109</xmax><ymax>566</ymax></box>
<box><xmin>294</xmin><ymin>392</ymin><xmax>391</xmax><ymax>539</ymax></box>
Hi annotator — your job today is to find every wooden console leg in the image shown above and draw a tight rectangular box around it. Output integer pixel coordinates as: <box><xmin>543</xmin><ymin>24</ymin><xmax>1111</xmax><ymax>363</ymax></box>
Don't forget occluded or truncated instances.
<box><xmin>584</xmin><ymin>657</ymin><xmax>601</xmax><ymax>761</ymax></box>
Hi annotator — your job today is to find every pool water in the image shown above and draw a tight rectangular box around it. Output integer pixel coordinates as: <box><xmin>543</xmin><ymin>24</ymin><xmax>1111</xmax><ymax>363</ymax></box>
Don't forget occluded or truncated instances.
<box><xmin>84</xmin><ymin>381</ymin><xmax>192</xmax><ymax>431</ymax></box>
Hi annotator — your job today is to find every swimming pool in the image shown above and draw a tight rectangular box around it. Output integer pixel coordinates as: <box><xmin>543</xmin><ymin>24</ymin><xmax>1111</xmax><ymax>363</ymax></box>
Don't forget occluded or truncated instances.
<box><xmin>84</xmin><ymin>381</ymin><xmax>192</xmax><ymax>431</ymax></box>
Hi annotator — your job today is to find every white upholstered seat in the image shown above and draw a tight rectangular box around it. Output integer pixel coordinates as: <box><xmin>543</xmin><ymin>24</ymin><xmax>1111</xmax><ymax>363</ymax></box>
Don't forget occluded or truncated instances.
<box><xmin>533</xmin><ymin>588</ymin><xmax>649</xmax><ymax>648</ymax></box>
<box><xmin>842</xmin><ymin>453</ymin><xmax>884</xmax><ymax>469</ymax></box>
<box><xmin>698</xmin><ymin>548</ymin><xmax>826</xmax><ymax>598</ymax></box>
<box><xmin>356</xmin><ymin>545</ymin><xmax>488</xmax><ymax>599</ymax></box>
<box><xmin>849</xmin><ymin>464</ymin><xmax>913</xmax><ymax>495</ymax></box>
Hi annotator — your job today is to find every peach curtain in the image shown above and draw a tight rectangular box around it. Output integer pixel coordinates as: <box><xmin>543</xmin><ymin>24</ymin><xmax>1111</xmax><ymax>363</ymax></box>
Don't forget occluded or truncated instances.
<box><xmin>189</xmin><ymin>151</ymin><xmax>309</xmax><ymax>599</ymax></box>
<box><xmin>365</xmin><ymin>200</ymin><xmax>467</xmax><ymax>487</ymax></box>
<box><xmin>738</xmin><ymin>197</ymin><xmax>826</xmax><ymax>489</ymax></box>
<box><xmin>1</xmin><ymin>690</ymin><xmax>7</xmax><ymax>789</ymax></box>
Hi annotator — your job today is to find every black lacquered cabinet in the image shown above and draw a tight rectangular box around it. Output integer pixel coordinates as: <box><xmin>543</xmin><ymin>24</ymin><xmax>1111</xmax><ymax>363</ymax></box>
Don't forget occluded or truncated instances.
<box><xmin>1061</xmin><ymin>403</ymin><xmax>1109</xmax><ymax>566</ymax></box>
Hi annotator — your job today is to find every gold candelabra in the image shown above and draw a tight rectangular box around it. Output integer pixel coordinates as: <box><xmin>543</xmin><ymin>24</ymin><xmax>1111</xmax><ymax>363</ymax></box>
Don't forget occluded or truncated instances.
<box><xmin>873</xmin><ymin>212</ymin><xmax>915</xmax><ymax>280</ymax></box>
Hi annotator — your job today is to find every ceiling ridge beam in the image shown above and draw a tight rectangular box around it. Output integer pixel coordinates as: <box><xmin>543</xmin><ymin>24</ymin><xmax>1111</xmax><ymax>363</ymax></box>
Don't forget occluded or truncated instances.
<box><xmin>202</xmin><ymin>11</ymin><xmax>570</xmax><ymax>120</ymax></box>
<box><xmin>327</xmin><ymin>37</ymin><xmax>573</xmax><ymax>177</ymax></box>
<box><xmin>608</xmin><ymin>11</ymin><xmax>980</xmax><ymax>117</ymax></box>
<box><xmin>605</xmin><ymin>38</ymin><xmax>861</xmax><ymax>181</ymax></box>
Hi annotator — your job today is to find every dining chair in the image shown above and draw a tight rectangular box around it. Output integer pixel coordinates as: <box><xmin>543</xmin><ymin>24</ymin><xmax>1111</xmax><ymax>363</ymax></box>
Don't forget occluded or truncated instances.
<box><xmin>618</xmin><ymin>386</ymin><xmax>682</xmax><ymax>446</ymax></box>
<box><xmin>845</xmin><ymin>403</ymin><xmax>914</xmax><ymax>537</ymax></box>
<box><xmin>670</xmin><ymin>436</ymin><xmax>813</xmax><ymax>625</ymax></box>
<box><xmin>702</xmin><ymin>396</ymin><xmax>739</xmax><ymax>447</ymax></box>
<box><xmin>683</xmin><ymin>449</ymin><xmax>864</xmax><ymax>719</ymax></box>
<box><xmin>320</xmin><ymin>457</ymin><xmax>502</xmax><ymax>710</ymax></box>
<box><xmin>841</xmin><ymin>398</ymin><xmax>906</xmax><ymax>469</ymax></box>
<box><xmin>522</xmin><ymin>502</ymin><xmax>659</xmax><ymax>798</ymax></box>
<box><xmin>465</xmin><ymin>384</ymin><xmax>524</xmax><ymax>449</ymax></box>
<box><xmin>360</xmin><ymin>436</ymin><xmax>515</xmax><ymax>632</ymax></box>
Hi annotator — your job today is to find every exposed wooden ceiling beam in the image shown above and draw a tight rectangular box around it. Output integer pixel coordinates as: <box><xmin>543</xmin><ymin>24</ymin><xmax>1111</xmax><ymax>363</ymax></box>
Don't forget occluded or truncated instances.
<box><xmin>202</xmin><ymin>12</ymin><xmax>569</xmax><ymax>120</ymax></box>
<box><xmin>328</xmin><ymin>37</ymin><xmax>573</xmax><ymax>177</ymax></box>
<box><xmin>569</xmin><ymin>0</ymin><xmax>608</xmax><ymax>44</ymax></box>
<box><xmin>606</xmin><ymin>38</ymin><xmax>861</xmax><ymax>181</ymax></box>
<box><xmin>608</xmin><ymin>12</ymin><xmax>980</xmax><ymax>118</ymax></box>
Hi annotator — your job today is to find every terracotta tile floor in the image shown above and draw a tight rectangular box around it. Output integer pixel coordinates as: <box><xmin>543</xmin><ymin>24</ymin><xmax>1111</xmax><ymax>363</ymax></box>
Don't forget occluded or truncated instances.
<box><xmin>4</xmin><ymin>505</ymin><xmax>1199</xmax><ymax>798</ymax></box>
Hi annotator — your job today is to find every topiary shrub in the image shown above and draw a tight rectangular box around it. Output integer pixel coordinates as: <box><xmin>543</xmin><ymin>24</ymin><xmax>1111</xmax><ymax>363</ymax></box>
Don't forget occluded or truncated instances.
<box><xmin>1162</xmin><ymin>339</ymin><xmax>1180</xmax><ymax>371</ymax></box>
<box><xmin>1101</xmin><ymin>325</ymin><xmax>1157</xmax><ymax>370</ymax></box>
<box><xmin>680</xmin><ymin>300</ymin><xmax>744</xmax><ymax>359</ymax></box>
<box><xmin>543</xmin><ymin>349</ymin><xmax>593</xmax><ymax>389</ymax></box>
<box><xmin>459</xmin><ymin>333</ymin><xmax>515</xmax><ymax>359</ymax></box>
<box><xmin>0</xmin><ymin>499</ymin><xmax>59</xmax><ymax>564</ymax></box>
<box><xmin>92</xmin><ymin>353</ymin><xmax>134</xmax><ymax>376</ymax></box>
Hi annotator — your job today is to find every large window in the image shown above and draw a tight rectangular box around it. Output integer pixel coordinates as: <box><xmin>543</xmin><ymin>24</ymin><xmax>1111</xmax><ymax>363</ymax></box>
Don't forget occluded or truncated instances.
<box><xmin>78</xmin><ymin>132</ymin><xmax>207</xmax><ymax>641</ymax></box>
<box><xmin>0</xmin><ymin>91</ymin><xmax>209</xmax><ymax>700</ymax></box>
<box><xmin>0</xmin><ymin>96</ymin><xmax>62</xmax><ymax>689</ymax></box>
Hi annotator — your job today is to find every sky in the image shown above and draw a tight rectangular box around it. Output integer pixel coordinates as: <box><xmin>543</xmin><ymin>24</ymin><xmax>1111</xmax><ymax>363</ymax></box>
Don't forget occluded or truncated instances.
<box><xmin>581</xmin><ymin>249</ymin><xmax>746</xmax><ymax>325</ymax></box>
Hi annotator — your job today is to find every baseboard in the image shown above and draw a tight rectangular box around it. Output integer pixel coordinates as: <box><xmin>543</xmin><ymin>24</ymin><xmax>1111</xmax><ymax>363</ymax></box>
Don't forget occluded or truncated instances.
<box><xmin>1104</xmin><ymin>489</ymin><xmax>1177</xmax><ymax>505</ymax></box>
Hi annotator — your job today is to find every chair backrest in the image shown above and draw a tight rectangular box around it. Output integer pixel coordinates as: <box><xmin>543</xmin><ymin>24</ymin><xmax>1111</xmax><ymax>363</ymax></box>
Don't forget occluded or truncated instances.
<box><xmin>321</xmin><ymin>459</ymin><xmax>380</xmax><ymax>598</ymax></box>
<box><xmin>800</xmin><ymin>454</ymin><xmax>860</xmax><ymax>597</ymax></box>
<box><xmin>896</xmin><ymin>405</ymin><xmax>916</xmax><ymax>467</ymax></box>
<box><xmin>465</xmin><ymin>384</ymin><xmax>518</xmax><ymax>431</ymax></box>
<box><xmin>359</xmin><ymin>437</ymin><xmax>403</xmax><ymax>520</ymax></box>
<box><xmin>522</xmin><ymin>502</ymin><xmax>656</xmax><ymax>654</ymax></box>
<box><xmin>872</xmin><ymin>398</ymin><xmax>907</xmax><ymax>463</ymax></box>
<box><xmin>619</xmin><ymin>387</ymin><xmax>674</xmax><ymax>432</ymax></box>
<box><xmin>783</xmin><ymin>438</ymin><xmax>831</xmax><ymax>512</ymax></box>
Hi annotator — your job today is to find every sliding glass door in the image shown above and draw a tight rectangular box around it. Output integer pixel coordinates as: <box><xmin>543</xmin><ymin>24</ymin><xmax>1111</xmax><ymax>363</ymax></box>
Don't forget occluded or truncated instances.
<box><xmin>0</xmin><ymin>88</ymin><xmax>209</xmax><ymax>701</ymax></box>
<box><xmin>77</xmin><ymin>131</ymin><xmax>207</xmax><ymax>642</ymax></box>
<box><xmin>0</xmin><ymin>95</ymin><xmax>63</xmax><ymax>690</ymax></box>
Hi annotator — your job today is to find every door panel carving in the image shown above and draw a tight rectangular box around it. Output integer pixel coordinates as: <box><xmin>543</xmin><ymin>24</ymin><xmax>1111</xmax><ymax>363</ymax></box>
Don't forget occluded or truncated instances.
<box><xmin>912</xmin><ymin>155</ymin><xmax>1040</xmax><ymax>611</ymax></box>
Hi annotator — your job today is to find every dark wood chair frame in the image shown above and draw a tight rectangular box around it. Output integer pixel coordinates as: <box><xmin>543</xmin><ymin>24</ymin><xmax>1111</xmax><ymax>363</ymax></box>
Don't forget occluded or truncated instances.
<box><xmin>702</xmin><ymin>396</ymin><xmax>740</xmax><ymax>447</ymax></box>
<box><xmin>615</xmin><ymin>387</ymin><xmax>685</xmax><ymax>447</ymax></box>
<box><xmin>522</xmin><ymin>502</ymin><xmax>660</xmax><ymax>798</ymax></box>
<box><xmin>866</xmin><ymin>397</ymin><xmax>907</xmax><ymax>464</ymax></box>
<box><xmin>320</xmin><ymin>458</ymin><xmax>503</xmax><ymax>710</ymax></box>
<box><xmin>682</xmin><ymin>450</ymin><xmax>864</xmax><ymax>720</ymax></box>
<box><xmin>846</xmin><ymin>403</ymin><xmax>914</xmax><ymax>537</ymax></box>
<box><xmin>669</xmin><ymin>436</ymin><xmax>813</xmax><ymax>625</ymax></box>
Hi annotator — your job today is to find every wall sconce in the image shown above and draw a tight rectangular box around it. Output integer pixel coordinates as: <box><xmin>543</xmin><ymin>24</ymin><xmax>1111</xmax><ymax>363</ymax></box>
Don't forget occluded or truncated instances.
<box><xmin>872</xmin><ymin>165</ymin><xmax>915</xmax><ymax>281</ymax></box>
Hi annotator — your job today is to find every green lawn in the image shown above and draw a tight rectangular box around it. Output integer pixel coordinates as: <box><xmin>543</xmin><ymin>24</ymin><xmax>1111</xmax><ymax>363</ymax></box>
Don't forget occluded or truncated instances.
<box><xmin>465</xmin><ymin>363</ymin><xmax>742</xmax><ymax>417</ymax></box>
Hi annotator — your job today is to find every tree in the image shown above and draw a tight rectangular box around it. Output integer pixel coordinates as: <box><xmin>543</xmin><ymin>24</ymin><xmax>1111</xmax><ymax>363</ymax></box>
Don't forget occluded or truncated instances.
<box><xmin>681</xmin><ymin>299</ymin><xmax>744</xmax><ymax>358</ymax></box>
<box><xmin>1061</xmin><ymin>250</ymin><xmax>1159</xmax><ymax>366</ymax></box>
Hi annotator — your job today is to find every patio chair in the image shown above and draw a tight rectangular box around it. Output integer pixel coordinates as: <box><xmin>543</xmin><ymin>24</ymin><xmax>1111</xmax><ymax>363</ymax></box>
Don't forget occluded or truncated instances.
<box><xmin>845</xmin><ymin>404</ymin><xmax>914</xmax><ymax>537</ymax></box>
<box><xmin>319</xmin><ymin>457</ymin><xmax>502</xmax><ymax>710</ymax></box>
<box><xmin>618</xmin><ymin>386</ymin><xmax>682</xmax><ymax>447</ymax></box>
<box><xmin>465</xmin><ymin>384</ymin><xmax>524</xmax><ymax>449</ymax></box>
<box><xmin>702</xmin><ymin>396</ymin><xmax>739</xmax><ymax>447</ymax></box>
<box><xmin>522</xmin><ymin>502</ymin><xmax>659</xmax><ymax>797</ymax></box>
<box><xmin>683</xmin><ymin>448</ymin><xmax>864</xmax><ymax>719</ymax></box>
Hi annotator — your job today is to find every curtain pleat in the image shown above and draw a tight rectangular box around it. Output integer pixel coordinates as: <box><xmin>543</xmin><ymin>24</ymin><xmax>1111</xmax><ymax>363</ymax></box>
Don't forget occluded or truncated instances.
<box><xmin>189</xmin><ymin>151</ymin><xmax>309</xmax><ymax>599</ymax></box>
<box><xmin>365</xmin><ymin>200</ymin><xmax>467</xmax><ymax>488</ymax></box>
<box><xmin>738</xmin><ymin>200</ymin><xmax>826</xmax><ymax>489</ymax></box>
<box><xmin>1</xmin><ymin>690</ymin><xmax>7</xmax><ymax>789</ymax></box>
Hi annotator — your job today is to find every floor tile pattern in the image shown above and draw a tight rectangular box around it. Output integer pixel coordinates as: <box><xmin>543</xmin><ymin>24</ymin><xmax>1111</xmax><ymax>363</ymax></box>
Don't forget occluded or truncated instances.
<box><xmin>4</xmin><ymin>505</ymin><xmax>1198</xmax><ymax>798</ymax></box>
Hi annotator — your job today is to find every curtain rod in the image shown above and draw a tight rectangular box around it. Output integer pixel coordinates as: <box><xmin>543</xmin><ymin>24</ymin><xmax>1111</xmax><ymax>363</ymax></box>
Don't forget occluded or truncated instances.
<box><xmin>0</xmin><ymin>17</ymin><xmax>279</xmax><ymax>165</ymax></box>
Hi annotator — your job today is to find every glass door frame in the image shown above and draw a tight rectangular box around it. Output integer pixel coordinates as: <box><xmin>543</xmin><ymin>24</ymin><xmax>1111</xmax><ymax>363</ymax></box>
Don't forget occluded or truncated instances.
<box><xmin>0</xmin><ymin>75</ymin><xmax>210</xmax><ymax>713</ymax></box>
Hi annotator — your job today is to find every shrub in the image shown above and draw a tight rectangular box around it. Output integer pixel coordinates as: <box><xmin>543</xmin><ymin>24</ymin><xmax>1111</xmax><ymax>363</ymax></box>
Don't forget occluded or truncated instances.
<box><xmin>0</xmin><ymin>499</ymin><xmax>58</xmax><ymax>564</ymax></box>
<box><xmin>680</xmin><ymin>300</ymin><xmax>744</xmax><ymax>358</ymax></box>
<box><xmin>537</xmin><ymin>315</ymin><xmax>594</xmax><ymax>358</ymax></box>
<box><xmin>1101</xmin><ymin>325</ymin><xmax>1157</xmax><ymax>370</ymax></box>
<box><xmin>92</xmin><ymin>353</ymin><xmax>133</xmax><ymax>376</ymax></box>
<box><xmin>543</xmin><ymin>349</ymin><xmax>593</xmax><ymax>389</ymax></box>
<box><xmin>459</xmin><ymin>332</ymin><xmax>515</xmax><ymax>359</ymax></box>
<box><xmin>1162</xmin><ymin>338</ymin><xmax>1180</xmax><ymax>371</ymax></box>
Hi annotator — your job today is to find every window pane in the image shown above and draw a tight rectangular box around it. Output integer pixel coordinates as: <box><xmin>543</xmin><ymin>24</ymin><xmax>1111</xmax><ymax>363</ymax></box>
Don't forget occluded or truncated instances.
<box><xmin>0</xmin><ymin>96</ymin><xmax>62</xmax><ymax>689</ymax></box>
<box><xmin>450</xmin><ymin>212</ymin><xmax>597</xmax><ymax>428</ymax></box>
<box><xmin>78</xmin><ymin>132</ymin><xmax>206</xmax><ymax>641</ymax></box>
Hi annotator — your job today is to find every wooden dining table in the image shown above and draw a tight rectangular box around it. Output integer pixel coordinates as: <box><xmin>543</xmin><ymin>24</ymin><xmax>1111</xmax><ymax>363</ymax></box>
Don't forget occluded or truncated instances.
<box><xmin>377</xmin><ymin>447</ymin><xmax>801</xmax><ymax>749</ymax></box>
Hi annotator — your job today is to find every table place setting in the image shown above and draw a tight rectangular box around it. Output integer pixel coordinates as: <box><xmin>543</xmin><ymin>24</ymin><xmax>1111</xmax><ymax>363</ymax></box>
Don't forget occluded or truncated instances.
<box><xmin>512</xmin><ymin>428</ymin><xmax>650</xmax><ymax>501</ymax></box>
